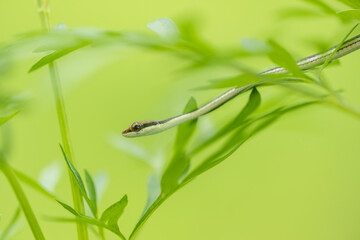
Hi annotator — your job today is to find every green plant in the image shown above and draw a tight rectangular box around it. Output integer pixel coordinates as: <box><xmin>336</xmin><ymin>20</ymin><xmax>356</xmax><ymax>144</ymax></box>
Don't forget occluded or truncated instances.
<box><xmin>1</xmin><ymin>0</ymin><xmax>359</xmax><ymax>239</ymax></box>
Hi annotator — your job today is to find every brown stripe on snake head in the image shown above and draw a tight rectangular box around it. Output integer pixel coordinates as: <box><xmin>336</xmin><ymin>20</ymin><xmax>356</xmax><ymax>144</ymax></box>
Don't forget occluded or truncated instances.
<box><xmin>140</xmin><ymin>120</ymin><xmax>160</xmax><ymax>128</ymax></box>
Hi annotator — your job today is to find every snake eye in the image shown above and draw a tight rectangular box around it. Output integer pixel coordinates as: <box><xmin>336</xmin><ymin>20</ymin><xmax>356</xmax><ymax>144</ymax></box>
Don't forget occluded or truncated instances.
<box><xmin>131</xmin><ymin>122</ymin><xmax>142</xmax><ymax>132</ymax></box>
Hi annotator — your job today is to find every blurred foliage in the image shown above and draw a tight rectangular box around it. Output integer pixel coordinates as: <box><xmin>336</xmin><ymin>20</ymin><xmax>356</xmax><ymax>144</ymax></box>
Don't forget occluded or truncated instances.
<box><xmin>0</xmin><ymin>0</ymin><xmax>360</xmax><ymax>239</ymax></box>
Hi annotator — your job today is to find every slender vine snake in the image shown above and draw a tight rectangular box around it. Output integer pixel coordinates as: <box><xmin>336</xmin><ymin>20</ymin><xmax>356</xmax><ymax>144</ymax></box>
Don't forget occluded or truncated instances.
<box><xmin>122</xmin><ymin>34</ymin><xmax>360</xmax><ymax>137</ymax></box>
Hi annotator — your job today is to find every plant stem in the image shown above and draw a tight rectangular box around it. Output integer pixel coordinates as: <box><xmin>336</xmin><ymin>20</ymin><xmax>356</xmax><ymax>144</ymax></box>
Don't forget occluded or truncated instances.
<box><xmin>0</xmin><ymin>156</ymin><xmax>45</xmax><ymax>240</ymax></box>
<box><xmin>34</xmin><ymin>1</ymin><xmax>89</xmax><ymax>239</ymax></box>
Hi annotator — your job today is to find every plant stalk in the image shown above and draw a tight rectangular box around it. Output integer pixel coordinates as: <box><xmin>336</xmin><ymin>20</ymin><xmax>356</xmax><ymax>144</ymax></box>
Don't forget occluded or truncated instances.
<box><xmin>35</xmin><ymin>1</ymin><xmax>89</xmax><ymax>239</ymax></box>
<box><xmin>0</xmin><ymin>156</ymin><xmax>45</xmax><ymax>240</ymax></box>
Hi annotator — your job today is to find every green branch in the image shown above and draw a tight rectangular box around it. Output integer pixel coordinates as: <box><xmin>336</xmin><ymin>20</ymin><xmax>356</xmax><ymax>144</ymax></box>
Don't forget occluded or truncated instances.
<box><xmin>34</xmin><ymin>1</ymin><xmax>89</xmax><ymax>239</ymax></box>
<box><xmin>0</xmin><ymin>156</ymin><xmax>45</xmax><ymax>240</ymax></box>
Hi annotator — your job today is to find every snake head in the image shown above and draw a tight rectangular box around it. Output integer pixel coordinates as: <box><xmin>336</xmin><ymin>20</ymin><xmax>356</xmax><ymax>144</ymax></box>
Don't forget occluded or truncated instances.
<box><xmin>122</xmin><ymin>120</ymin><xmax>160</xmax><ymax>137</ymax></box>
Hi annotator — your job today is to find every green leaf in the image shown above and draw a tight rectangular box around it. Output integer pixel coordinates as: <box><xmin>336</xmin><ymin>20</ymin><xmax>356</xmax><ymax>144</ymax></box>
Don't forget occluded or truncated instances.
<box><xmin>14</xmin><ymin>169</ymin><xmax>56</xmax><ymax>199</ymax></box>
<box><xmin>59</xmin><ymin>145</ymin><xmax>97</xmax><ymax>216</ymax></box>
<box><xmin>0</xmin><ymin>207</ymin><xmax>21</xmax><ymax>240</ymax></box>
<box><xmin>0</xmin><ymin>112</ymin><xmax>18</xmax><ymax>127</ymax></box>
<box><xmin>337</xmin><ymin>0</ymin><xmax>360</xmax><ymax>9</ymax></box>
<box><xmin>304</xmin><ymin>0</ymin><xmax>338</xmax><ymax>15</ymax></box>
<box><xmin>93</xmin><ymin>172</ymin><xmax>109</xmax><ymax>202</ymax></box>
<box><xmin>100</xmin><ymin>195</ymin><xmax>128</xmax><ymax>229</ymax></box>
<box><xmin>129</xmin><ymin>175</ymin><xmax>161</xmax><ymax>240</ymax></box>
<box><xmin>184</xmin><ymin>101</ymin><xmax>316</xmax><ymax>184</ymax></box>
<box><xmin>193</xmin><ymin>87</ymin><xmax>261</xmax><ymax>153</ymax></box>
<box><xmin>84</xmin><ymin>170</ymin><xmax>97</xmax><ymax>216</ymax></box>
<box><xmin>338</xmin><ymin>9</ymin><xmax>360</xmax><ymax>20</ymax></box>
<box><xmin>277</xmin><ymin>8</ymin><xmax>321</xmax><ymax>19</ymax></box>
<box><xmin>59</xmin><ymin>145</ymin><xmax>86</xmax><ymax>194</ymax></box>
<box><xmin>147</xmin><ymin>18</ymin><xmax>180</xmax><ymax>40</ymax></box>
<box><xmin>267</xmin><ymin>40</ymin><xmax>306</xmax><ymax>77</ymax></box>
<box><xmin>319</xmin><ymin>24</ymin><xmax>359</xmax><ymax>74</ymax></box>
<box><xmin>161</xmin><ymin>153</ymin><xmax>190</xmax><ymax>194</ymax></box>
<box><xmin>56</xmin><ymin>200</ymin><xmax>81</xmax><ymax>217</ymax></box>
<box><xmin>142</xmin><ymin>175</ymin><xmax>161</xmax><ymax>216</ymax></box>
<box><xmin>29</xmin><ymin>41</ymin><xmax>89</xmax><ymax>72</ymax></box>
<box><xmin>129</xmin><ymin>197</ymin><xmax>166</xmax><ymax>240</ymax></box>
<box><xmin>240</xmin><ymin>38</ymin><xmax>271</xmax><ymax>54</ymax></box>
<box><xmin>0</xmin><ymin>158</ymin><xmax>45</xmax><ymax>240</ymax></box>
<box><xmin>38</xmin><ymin>162</ymin><xmax>62</xmax><ymax>193</ymax></box>
<box><xmin>161</xmin><ymin>97</ymin><xmax>198</xmax><ymax>193</ymax></box>
<box><xmin>48</xmin><ymin>216</ymin><xmax>126</xmax><ymax>240</ymax></box>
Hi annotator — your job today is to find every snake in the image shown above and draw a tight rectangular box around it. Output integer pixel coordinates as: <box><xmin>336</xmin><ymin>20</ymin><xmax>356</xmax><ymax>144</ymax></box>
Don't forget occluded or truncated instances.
<box><xmin>122</xmin><ymin>33</ymin><xmax>360</xmax><ymax>137</ymax></box>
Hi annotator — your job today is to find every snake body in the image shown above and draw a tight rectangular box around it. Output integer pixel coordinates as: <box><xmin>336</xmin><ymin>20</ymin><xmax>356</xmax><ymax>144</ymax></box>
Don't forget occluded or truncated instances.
<box><xmin>122</xmin><ymin>34</ymin><xmax>360</xmax><ymax>137</ymax></box>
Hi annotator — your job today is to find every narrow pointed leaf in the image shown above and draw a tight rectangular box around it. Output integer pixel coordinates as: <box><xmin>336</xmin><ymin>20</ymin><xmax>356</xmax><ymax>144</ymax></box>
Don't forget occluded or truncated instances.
<box><xmin>48</xmin><ymin>216</ymin><xmax>126</xmax><ymax>240</ymax></box>
<box><xmin>0</xmin><ymin>112</ymin><xmax>18</xmax><ymax>127</ymax></box>
<box><xmin>59</xmin><ymin>145</ymin><xmax>86</xmax><ymax>195</ymax></box>
<box><xmin>14</xmin><ymin>169</ymin><xmax>56</xmax><ymax>199</ymax></box>
<box><xmin>338</xmin><ymin>9</ymin><xmax>360</xmax><ymax>20</ymax></box>
<box><xmin>100</xmin><ymin>195</ymin><xmax>128</xmax><ymax>228</ymax></box>
<box><xmin>56</xmin><ymin>200</ymin><xmax>81</xmax><ymax>217</ymax></box>
<box><xmin>84</xmin><ymin>170</ymin><xmax>97</xmax><ymax>216</ymax></box>
<box><xmin>29</xmin><ymin>42</ymin><xmax>89</xmax><ymax>72</ymax></box>
<box><xmin>268</xmin><ymin>40</ymin><xmax>306</xmax><ymax>77</ymax></box>
<box><xmin>337</xmin><ymin>0</ymin><xmax>360</xmax><ymax>8</ymax></box>
<box><xmin>0</xmin><ymin>207</ymin><xmax>21</xmax><ymax>240</ymax></box>
<box><xmin>142</xmin><ymin>175</ymin><xmax>161</xmax><ymax>216</ymax></box>
<box><xmin>319</xmin><ymin>24</ymin><xmax>358</xmax><ymax>73</ymax></box>
<box><xmin>194</xmin><ymin>88</ymin><xmax>261</xmax><ymax>152</ymax></box>
<box><xmin>59</xmin><ymin>145</ymin><xmax>97</xmax><ymax>216</ymax></box>
<box><xmin>161</xmin><ymin>97</ymin><xmax>198</xmax><ymax>193</ymax></box>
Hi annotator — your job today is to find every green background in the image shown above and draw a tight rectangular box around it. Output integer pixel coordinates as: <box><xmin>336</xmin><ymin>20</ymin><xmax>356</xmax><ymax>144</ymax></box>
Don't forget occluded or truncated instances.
<box><xmin>1</xmin><ymin>0</ymin><xmax>360</xmax><ymax>239</ymax></box>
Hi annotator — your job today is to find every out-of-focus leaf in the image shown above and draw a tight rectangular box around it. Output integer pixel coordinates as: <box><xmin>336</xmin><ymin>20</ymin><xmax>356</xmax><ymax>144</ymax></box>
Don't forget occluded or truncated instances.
<box><xmin>240</xmin><ymin>38</ymin><xmax>271</xmax><ymax>54</ymax></box>
<box><xmin>0</xmin><ymin>112</ymin><xmax>18</xmax><ymax>127</ymax></box>
<box><xmin>0</xmin><ymin>207</ymin><xmax>21</xmax><ymax>240</ymax></box>
<box><xmin>94</xmin><ymin>171</ymin><xmax>108</xmax><ymax>203</ymax></box>
<box><xmin>147</xmin><ymin>18</ymin><xmax>180</xmax><ymax>40</ymax></box>
<box><xmin>303</xmin><ymin>0</ymin><xmax>351</xmax><ymax>22</ymax></box>
<box><xmin>177</xmin><ymin>18</ymin><xmax>215</xmax><ymax>57</ymax></box>
<box><xmin>109</xmin><ymin>133</ymin><xmax>159</xmax><ymax>171</ymax></box>
<box><xmin>337</xmin><ymin>0</ymin><xmax>360</xmax><ymax>8</ymax></box>
<box><xmin>84</xmin><ymin>170</ymin><xmax>97</xmax><ymax>216</ymax></box>
<box><xmin>52</xmin><ymin>23</ymin><xmax>68</xmax><ymax>31</ymax></box>
<box><xmin>304</xmin><ymin>0</ymin><xmax>338</xmax><ymax>15</ymax></box>
<box><xmin>338</xmin><ymin>9</ymin><xmax>360</xmax><ymax>20</ymax></box>
<box><xmin>267</xmin><ymin>40</ymin><xmax>307</xmax><ymax>77</ymax></box>
<box><xmin>14</xmin><ymin>169</ymin><xmax>56</xmax><ymax>199</ymax></box>
<box><xmin>100</xmin><ymin>195</ymin><xmax>128</xmax><ymax>230</ymax></box>
<box><xmin>142</xmin><ymin>175</ymin><xmax>161</xmax><ymax>215</ymax></box>
<box><xmin>29</xmin><ymin>41</ymin><xmax>89</xmax><ymax>72</ymax></box>
<box><xmin>38</xmin><ymin>162</ymin><xmax>62</xmax><ymax>193</ymax></box>
<box><xmin>278</xmin><ymin>8</ymin><xmax>321</xmax><ymax>19</ymax></box>
<box><xmin>319</xmin><ymin>24</ymin><xmax>358</xmax><ymax>73</ymax></box>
